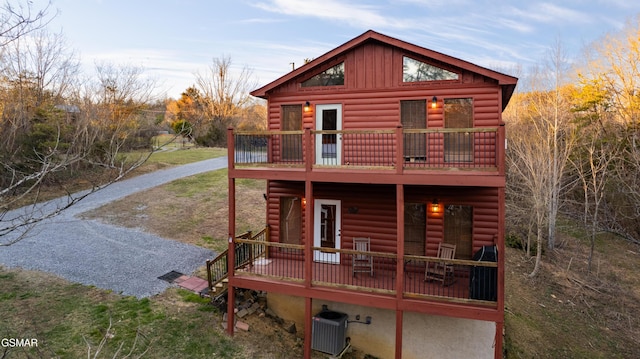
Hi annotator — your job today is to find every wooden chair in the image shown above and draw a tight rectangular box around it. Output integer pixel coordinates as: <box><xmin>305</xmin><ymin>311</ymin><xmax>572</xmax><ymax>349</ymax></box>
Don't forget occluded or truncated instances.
<box><xmin>352</xmin><ymin>237</ymin><xmax>373</xmax><ymax>277</ymax></box>
<box><xmin>425</xmin><ymin>243</ymin><xmax>456</xmax><ymax>286</ymax></box>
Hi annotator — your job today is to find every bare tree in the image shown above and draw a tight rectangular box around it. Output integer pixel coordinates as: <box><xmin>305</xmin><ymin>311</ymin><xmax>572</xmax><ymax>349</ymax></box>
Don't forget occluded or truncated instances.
<box><xmin>503</xmin><ymin>45</ymin><xmax>577</xmax><ymax>276</ymax></box>
<box><xmin>575</xmin><ymin>16</ymin><xmax>640</xmax><ymax>244</ymax></box>
<box><xmin>195</xmin><ymin>55</ymin><xmax>256</xmax><ymax>119</ymax></box>
<box><xmin>545</xmin><ymin>39</ymin><xmax>575</xmax><ymax>250</ymax></box>
<box><xmin>0</xmin><ymin>0</ymin><xmax>55</xmax><ymax>47</ymax></box>
<box><xmin>0</xmin><ymin>29</ymin><xmax>80</xmax><ymax>150</ymax></box>
<box><xmin>568</xmin><ymin>76</ymin><xmax>619</xmax><ymax>270</ymax></box>
<box><xmin>191</xmin><ymin>56</ymin><xmax>257</xmax><ymax>146</ymax></box>
<box><xmin>1</xmin><ymin>43</ymin><xmax>162</xmax><ymax>246</ymax></box>
<box><xmin>91</xmin><ymin>61</ymin><xmax>158</xmax><ymax>165</ymax></box>
<box><xmin>505</xmin><ymin>92</ymin><xmax>553</xmax><ymax>276</ymax></box>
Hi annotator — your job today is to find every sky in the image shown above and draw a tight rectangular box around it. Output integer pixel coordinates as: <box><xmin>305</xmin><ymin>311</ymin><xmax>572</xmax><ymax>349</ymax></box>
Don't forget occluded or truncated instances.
<box><xmin>35</xmin><ymin>0</ymin><xmax>640</xmax><ymax>99</ymax></box>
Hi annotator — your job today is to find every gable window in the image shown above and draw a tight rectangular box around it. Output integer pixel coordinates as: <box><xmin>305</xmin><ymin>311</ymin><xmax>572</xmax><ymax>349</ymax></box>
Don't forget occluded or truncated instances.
<box><xmin>301</xmin><ymin>62</ymin><xmax>344</xmax><ymax>87</ymax></box>
<box><xmin>403</xmin><ymin>56</ymin><xmax>458</xmax><ymax>82</ymax></box>
<box><xmin>281</xmin><ymin>105</ymin><xmax>303</xmax><ymax>161</ymax></box>
<box><xmin>280</xmin><ymin>197</ymin><xmax>302</xmax><ymax>244</ymax></box>
<box><xmin>444</xmin><ymin>98</ymin><xmax>473</xmax><ymax>162</ymax></box>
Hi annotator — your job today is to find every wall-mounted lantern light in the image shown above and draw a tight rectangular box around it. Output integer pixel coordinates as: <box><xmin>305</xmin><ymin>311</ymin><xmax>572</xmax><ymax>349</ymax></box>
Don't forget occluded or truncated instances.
<box><xmin>302</xmin><ymin>197</ymin><xmax>307</xmax><ymax>207</ymax></box>
<box><xmin>304</xmin><ymin>101</ymin><xmax>311</xmax><ymax>112</ymax></box>
<box><xmin>431</xmin><ymin>199</ymin><xmax>440</xmax><ymax>213</ymax></box>
<box><xmin>431</xmin><ymin>96</ymin><xmax>438</xmax><ymax>109</ymax></box>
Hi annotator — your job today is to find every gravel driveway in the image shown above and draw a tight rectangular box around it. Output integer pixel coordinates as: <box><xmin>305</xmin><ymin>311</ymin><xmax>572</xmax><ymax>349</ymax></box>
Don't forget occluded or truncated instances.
<box><xmin>0</xmin><ymin>157</ymin><xmax>227</xmax><ymax>298</ymax></box>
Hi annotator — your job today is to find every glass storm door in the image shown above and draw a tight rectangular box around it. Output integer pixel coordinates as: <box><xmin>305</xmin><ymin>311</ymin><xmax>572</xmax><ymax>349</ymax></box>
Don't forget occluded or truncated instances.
<box><xmin>315</xmin><ymin>104</ymin><xmax>342</xmax><ymax>165</ymax></box>
<box><xmin>314</xmin><ymin>199</ymin><xmax>341</xmax><ymax>263</ymax></box>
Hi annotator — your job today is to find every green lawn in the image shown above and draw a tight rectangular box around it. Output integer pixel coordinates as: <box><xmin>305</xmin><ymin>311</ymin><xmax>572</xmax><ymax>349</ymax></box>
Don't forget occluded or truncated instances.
<box><xmin>0</xmin><ymin>269</ymin><xmax>242</xmax><ymax>359</ymax></box>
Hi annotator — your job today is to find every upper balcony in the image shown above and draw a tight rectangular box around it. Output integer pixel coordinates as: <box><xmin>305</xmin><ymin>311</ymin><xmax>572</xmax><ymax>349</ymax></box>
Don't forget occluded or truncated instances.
<box><xmin>228</xmin><ymin>126</ymin><xmax>505</xmax><ymax>186</ymax></box>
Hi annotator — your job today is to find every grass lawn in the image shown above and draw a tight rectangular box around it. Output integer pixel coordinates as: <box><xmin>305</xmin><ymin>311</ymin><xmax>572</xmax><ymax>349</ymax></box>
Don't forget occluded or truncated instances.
<box><xmin>124</xmin><ymin>146</ymin><xmax>227</xmax><ymax>175</ymax></box>
<box><xmin>0</xmin><ymin>269</ymin><xmax>241</xmax><ymax>359</ymax></box>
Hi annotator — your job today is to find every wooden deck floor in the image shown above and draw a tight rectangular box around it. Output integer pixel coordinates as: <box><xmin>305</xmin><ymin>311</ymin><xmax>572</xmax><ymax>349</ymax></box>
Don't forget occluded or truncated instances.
<box><xmin>236</xmin><ymin>257</ymin><xmax>474</xmax><ymax>301</ymax></box>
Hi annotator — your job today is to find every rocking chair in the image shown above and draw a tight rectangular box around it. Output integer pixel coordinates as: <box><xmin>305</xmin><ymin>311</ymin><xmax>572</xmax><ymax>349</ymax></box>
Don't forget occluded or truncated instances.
<box><xmin>425</xmin><ymin>243</ymin><xmax>456</xmax><ymax>286</ymax></box>
<box><xmin>352</xmin><ymin>237</ymin><xmax>373</xmax><ymax>277</ymax></box>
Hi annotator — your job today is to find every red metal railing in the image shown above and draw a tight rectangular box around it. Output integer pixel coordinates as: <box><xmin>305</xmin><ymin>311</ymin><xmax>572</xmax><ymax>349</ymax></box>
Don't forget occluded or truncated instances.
<box><xmin>233</xmin><ymin>235</ymin><xmax>498</xmax><ymax>307</ymax></box>
<box><xmin>231</xmin><ymin>127</ymin><xmax>501</xmax><ymax>171</ymax></box>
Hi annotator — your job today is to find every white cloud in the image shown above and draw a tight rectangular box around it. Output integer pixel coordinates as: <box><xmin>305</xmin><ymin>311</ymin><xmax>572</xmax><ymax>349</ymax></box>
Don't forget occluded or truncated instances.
<box><xmin>252</xmin><ymin>0</ymin><xmax>408</xmax><ymax>29</ymax></box>
<box><xmin>507</xmin><ymin>2</ymin><xmax>592</xmax><ymax>24</ymax></box>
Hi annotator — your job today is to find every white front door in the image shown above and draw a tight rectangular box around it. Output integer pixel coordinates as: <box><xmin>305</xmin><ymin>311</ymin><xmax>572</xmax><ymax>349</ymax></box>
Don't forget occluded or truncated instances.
<box><xmin>314</xmin><ymin>199</ymin><xmax>341</xmax><ymax>263</ymax></box>
<box><xmin>315</xmin><ymin>104</ymin><xmax>342</xmax><ymax>165</ymax></box>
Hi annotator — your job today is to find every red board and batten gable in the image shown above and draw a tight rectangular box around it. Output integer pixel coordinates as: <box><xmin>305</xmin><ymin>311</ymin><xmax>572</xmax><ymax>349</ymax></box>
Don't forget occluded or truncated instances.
<box><xmin>250</xmin><ymin>29</ymin><xmax>517</xmax><ymax>112</ymax></box>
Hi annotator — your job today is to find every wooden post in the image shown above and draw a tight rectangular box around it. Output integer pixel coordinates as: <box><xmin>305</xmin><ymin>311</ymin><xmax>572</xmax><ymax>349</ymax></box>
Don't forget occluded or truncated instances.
<box><xmin>226</xmin><ymin>128</ymin><xmax>236</xmax><ymax>335</ymax></box>
<box><xmin>395</xmin><ymin>125</ymin><xmax>403</xmax><ymax>174</ymax></box>
<box><xmin>303</xmin><ymin>146</ymin><xmax>314</xmax><ymax>359</ymax></box>
<box><xmin>396</xmin><ymin>183</ymin><xmax>405</xmax><ymax>295</ymax></box>
<box><xmin>227</xmin><ymin>127</ymin><xmax>235</xmax><ymax>171</ymax></box>
<box><xmin>304</xmin><ymin>180</ymin><xmax>313</xmax><ymax>288</ymax></box>
<box><xmin>304</xmin><ymin>126</ymin><xmax>313</xmax><ymax>172</ymax></box>
<box><xmin>206</xmin><ymin>259</ymin><xmax>212</xmax><ymax>292</ymax></box>
<box><xmin>395</xmin><ymin>309</ymin><xmax>403</xmax><ymax>359</ymax></box>
<box><xmin>496</xmin><ymin>186</ymin><xmax>506</xmax><ymax>358</ymax></box>
<box><xmin>498</xmin><ymin>123</ymin><xmax>506</xmax><ymax>176</ymax></box>
<box><xmin>304</xmin><ymin>297</ymin><xmax>312</xmax><ymax>359</ymax></box>
<box><xmin>395</xmin><ymin>183</ymin><xmax>404</xmax><ymax>359</ymax></box>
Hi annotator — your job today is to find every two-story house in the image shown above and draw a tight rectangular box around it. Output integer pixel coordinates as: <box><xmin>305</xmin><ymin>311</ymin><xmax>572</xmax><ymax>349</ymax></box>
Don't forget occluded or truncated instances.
<box><xmin>216</xmin><ymin>30</ymin><xmax>517</xmax><ymax>359</ymax></box>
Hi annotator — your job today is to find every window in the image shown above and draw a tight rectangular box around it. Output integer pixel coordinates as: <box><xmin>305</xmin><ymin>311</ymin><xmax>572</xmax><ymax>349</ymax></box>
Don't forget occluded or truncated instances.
<box><xmin>444</xmin><ymin>98</ymin><xmax>473</xmax><ymax>162</ymax></box>
<box><xmin>444</xmin><ymin>205</ymin><xmax>473</xmax><ymax>259</ymax></box>
<box><xmin>401</xmin><ymin>100</ymin><xmax>427</xmax><ymax>159</ymax></box>
<box><xmin>403</xmin><ymin>56</ymin><xmax>458</xmax><ymax>82</ymax></box>
<box><xmin>281</xmin><ymin>105</ymin><xmax>302</xmax><ymax>161</ymax></box>
<box><xmin>301</xmin><ymin>62</ymin><xmax>344</xmax><ymax>87</ymax></box>
<box><xmin>280</xmin><ymin>197</ymin><xmax>302</xmax><ymax>244</ymax></box>
<box><xmin>405</xmin><ymin>203</ymin><xmax>426</xmax><ymax>255</ymax></box>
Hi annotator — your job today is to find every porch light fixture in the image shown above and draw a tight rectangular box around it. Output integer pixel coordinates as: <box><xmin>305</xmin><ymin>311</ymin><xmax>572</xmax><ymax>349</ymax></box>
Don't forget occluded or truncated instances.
<box><xmin>304</xmin><ymin>101</ymin><xmax>311</xmax><ymax>112</ymax></box>
<box><xmin>431</xmin><ymin>96</ymin><xmax>438</xmax><ymax>109</ymax></box>
<box><xmin>302</xmin><ymin>197</ymin><xmax>307</xmax><ymax>207</ymax></box>
<box><xmin>431</xmin><ymin>199</ymin><xmax>440</xmax><ymax>213</ymax></box>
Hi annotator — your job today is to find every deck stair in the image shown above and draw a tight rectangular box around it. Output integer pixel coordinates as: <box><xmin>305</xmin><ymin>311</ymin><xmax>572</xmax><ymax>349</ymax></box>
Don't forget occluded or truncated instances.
<box><xmin>206</xmin><ymin>228</ymin><xmax>269</xmax><ymax>300</ymax></box>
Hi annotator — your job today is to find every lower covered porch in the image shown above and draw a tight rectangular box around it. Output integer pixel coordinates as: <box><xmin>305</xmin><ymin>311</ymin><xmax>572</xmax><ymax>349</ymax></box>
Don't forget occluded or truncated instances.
<box><xmin>215</xmin><ymin>228</ymin><xmax>498</xmax><ymax>307</ymax></box>
<box><xmin>224</xmin><ymin>180</ymin><xmax>505</xmax><ymax>358</ymax></box>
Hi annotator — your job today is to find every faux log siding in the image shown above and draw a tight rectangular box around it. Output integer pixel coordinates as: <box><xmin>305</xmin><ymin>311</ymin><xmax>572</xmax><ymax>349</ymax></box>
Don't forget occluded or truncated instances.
<box><xmin>315</xmin><ymin>183</ymin><xmax>399</xmax><ymax>254</ymax></box>
<box><xmin>426</xmin><ymin>215</ymin><xmax>444</xmax><ymax>256</ymax></box>
<box><xmin>267</xmin><ymin>86</ymin><xmax>500</xmax><ymax>129</ymax></box>
<box><xmin>267</xmin><ymin>181</ymin><xmax>499</xmax><ymax>258</ymax></box>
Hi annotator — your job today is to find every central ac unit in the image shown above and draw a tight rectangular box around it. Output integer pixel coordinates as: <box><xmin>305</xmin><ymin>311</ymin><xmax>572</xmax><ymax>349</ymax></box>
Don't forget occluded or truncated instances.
<box><xmin>311</xmin><ymin>310</ymin><xmax>348</xmax><ymax>356</ymax></box>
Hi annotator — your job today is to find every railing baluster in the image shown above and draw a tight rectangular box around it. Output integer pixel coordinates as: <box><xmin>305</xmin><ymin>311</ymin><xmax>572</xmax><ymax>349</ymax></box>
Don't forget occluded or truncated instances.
<box><xmin>233</xmin><ymin>128</ymin><xmax>498</xmax><ymax>170</ymax></box>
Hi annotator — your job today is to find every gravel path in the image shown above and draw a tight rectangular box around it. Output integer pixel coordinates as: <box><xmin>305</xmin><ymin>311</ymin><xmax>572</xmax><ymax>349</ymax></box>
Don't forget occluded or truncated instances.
<box><xmin>0</xmin><ymin>157</ymin><xmax>227</xmax><ymax>298</ymax></box>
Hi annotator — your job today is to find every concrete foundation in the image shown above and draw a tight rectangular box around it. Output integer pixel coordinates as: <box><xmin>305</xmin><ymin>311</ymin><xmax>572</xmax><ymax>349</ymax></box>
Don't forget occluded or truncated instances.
<box><xmin>267</xmin><ymin>292</ymin><xmax>496</xmax><ymax>359</ymax></box>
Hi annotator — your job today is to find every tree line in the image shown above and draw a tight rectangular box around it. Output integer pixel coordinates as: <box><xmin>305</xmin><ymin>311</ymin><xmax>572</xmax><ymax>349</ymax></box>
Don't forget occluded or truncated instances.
<box><xmin>503</xmin><ymin>16</ymin><xmax>640</xmax><ymax>276</ymax></box>
<box><xmin>0</xmin><ymin>1</ymin><xmax>265</xmax><ymax>245</ymax></box>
